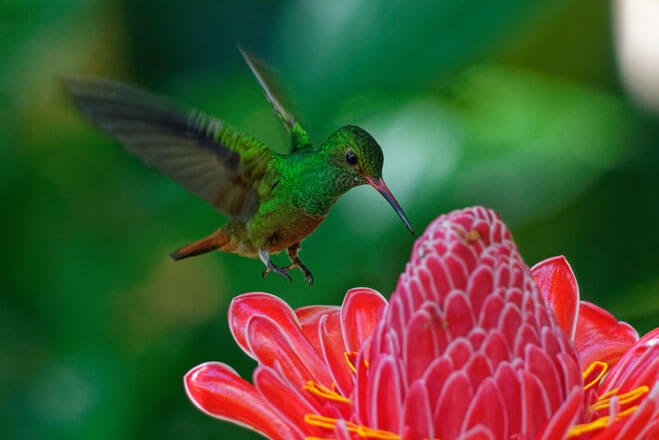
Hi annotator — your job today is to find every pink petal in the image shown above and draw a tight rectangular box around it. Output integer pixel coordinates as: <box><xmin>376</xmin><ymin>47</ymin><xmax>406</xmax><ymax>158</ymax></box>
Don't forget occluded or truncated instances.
<box><xmin>228</xmin><ymin>293</ymin><xmax>302</xmax><ymax>358</ymax></box>
<box><xmin>402</xmin><ymin>381</ymin><xmax>434</xmax><ymax>440</ymax></box>
<box><xmin>245</xmin><ymin>315</ymin><xmax>332</xmax><ymax>387</ymax></box>
<box><xmin>296</xmin><ymin>305</ymin><xmax>339</xmax><ymax>354</ymax></box>
<box><xmin>521</xmin><ymin>371</ymin><xmax>551</xmax><ymax>435</ymax></box>
<box><xmin>526</xmin><ymin>344</ymin><xmax>562</xmax><ymax>409</ymax></box>
<box><xmin>464</xmin><ymin>352</ymin><xmax>494</xmax><ymax>390</ymax></box>
<box><xmin>253</xmin><ymin>367</ymin><xmax>324</xmax><ymax>438</ymax></box>
<box><xmin>341</xmin><ymin>288</ymin><xmax>387</xmax><ymax>353</ymax></box>
<box><xmin>444</xmin><ymin>290</ymin><xmax>475</xmax><ymax>338</ymax></box>
<box><xmin>461</xmin><ymin>426</ymin><xmax>495</xmax><ymax>440</ymax></box>
<box><xmin>423</xmin><ymin>357</ymin><xmax>454</xmax><ymax>408</ymax></box>
<box><xmin>494</xmin><ymin>363</ymin><xmax>522</xmax><ymax>434</ymax></box>
<box><xmin>606</xmin><ymin>383</ymin><xmax>659</xmax><ymax>440</ymax></box>
<box><xmin>463</xmin><ymin>378</ymin><xmax>507</xmax><ymax>439</ymax></box>
<box><xmin>366</xmin><ymin>355</ymin><xmax>403</xmax><ymax>433</ymax></box>
<box><xmin>601</xmin><ymin>328</ymin><xmax>659</xmax><ymax>393</ymax></box>
<box><xmin>435</xmin><ymin>372</ymin><xmax>474</xmax><ymax>440</ymax></box>
<box><xmin>333</xmin><ymin>420</ymin><xmax>353</xmax><ymax>440</ymax></box>
<box><xmin>574</xmin><ymin>301</ymin><xmax>639</xmax><ymax>370</ymax></box>
<box><xmin>404</xmin><ymin>308</ymin><xmax>441</xmax><ymax>384</ymax></box>
<box><xmin>531</xmin><ymin>256</ymin><xmax>579</xmax><ymax>340</ymax></box>
<box><xmin>537</xmin><ymin>387</ymin><xmax>583</xmax><ymax>440</ymax></box>
<box><xmin>184</xmin><ymin>362</ymin><xmax>298</xmax><ymax>440</ymax></box>
<box><xmin>319</xmin><ymin>311</ymin><xmax>354</xmax><ymax>397</ymax></box>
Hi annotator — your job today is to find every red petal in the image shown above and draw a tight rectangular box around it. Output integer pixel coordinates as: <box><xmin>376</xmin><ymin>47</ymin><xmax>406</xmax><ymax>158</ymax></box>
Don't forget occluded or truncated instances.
<box><xmin>296</xmin><ymin>305</ymin><xmax>339</xmax><ymax>354</ymax></box>
<box><xmin>435</xmin><ymin>372</ymin><xmax>474</xmax><ymax>440</ymax></box>
<box><xmin>402</xmin><ymin>381</ymin><xmax>434</xmax><ymax>440</ymax></box>
<box><xmin>531</xmin><ymin>256</ymin><xmax>579</xmax><ymax>339</ymax></box>
<box><xmin>494</xmin><ymin>363</ymin><xmax>522</xmax><ymax>434</ymax></box>
<box><xmin>461</xmin><ymin>426</ymin><xmax>495</xmax><ymax>440</ymax></box>
<box><xmin>333</xmin><ymin>420</ymin><xmax>353</xmax><ymax>440</ymax></box>
<box><xmin>366</xmin><ymin>355</ymin><xmax>403</xmax><ymax>433</ymax></box>
<box><xmin>463</xmin><ymin>378</ymin><xmax>507</xmax><ymax>439</ymax></box>
<box><xmin>245</xmin><ymin>315</ymin><xmax>332</xmax><ymax>387</ymax></box>
<box><xmin>319</xmin><ymin>311</ymin><xmax>354</xmax><ymax>397</ymax></box>
<box><xmin>404</xmin><ymin>308</ymin><xmax>441</xmax><ymax>384</ymax></box>
<box><xmin>464</xmin><ymin>352</ymin><xmax>494</xmax><ymax>390</ymax></box>
<box><xmin>253</xmin><ymin>367</ymin><xmax>323</xmax><ymax>438</ymax></box>
<box><xmin>526</xmin><ymin>344</ymin><xmax>562</xmax><ymax>409</ymax></box>
<box><xmin>341</xmin><ymin>288</ymin><xmax>387</xmax><ymax>353</ymax></box>
<box><xmin>444</xmin><ymin>290</ymin><xmax>475</xmax><ymax>338</ymax></box>
<box><xmin>608</xmin><ymin>383</ymin><xmax>659</xmax><ymax>440</ymax></box>
<box><xmin>228</xmin><ymin>293</ymin><xmax>301</xmax><ymax>358</ymax></box>
<box><xmin>537</xmin><ymin>387</ymin><xmax>583</xmax><ymax>440</ymax></box>
<box><xmin>184</xmin><ymin>362</ymin><xmax>298</xmax><ymax>440</ymax></box>
<box><xmin>423</xmin><ymin>357</ymin><xmax>454</xmax><ymax>409</ymax></box>
<box><xmin>601</xmin><ymin>328</ymin><xmax>659</xmax><ymax>393</ymax></box>
<box><xmin>574</xmin><ymin>301</ymin><xmax>639</xmax><ymax>369</ymax></box>
<box><xmin>521</xmin><ymin>371</ymin><xmax>551</xmax><ymax>435</ymax></box>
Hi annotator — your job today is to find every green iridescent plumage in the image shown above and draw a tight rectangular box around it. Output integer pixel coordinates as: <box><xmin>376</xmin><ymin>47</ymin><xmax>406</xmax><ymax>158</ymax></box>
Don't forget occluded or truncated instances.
<box><xmin>64</xmin><ymin>47</ymin><xmax>413</xmax><ymax>284</ymax></box>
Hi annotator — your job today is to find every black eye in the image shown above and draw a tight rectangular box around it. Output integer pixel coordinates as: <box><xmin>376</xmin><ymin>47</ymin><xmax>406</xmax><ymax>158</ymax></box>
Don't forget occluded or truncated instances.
<box><xmin>345</xmin><ymin>150</ymin><xmax>357</xmax><ymax>165</ymax></box>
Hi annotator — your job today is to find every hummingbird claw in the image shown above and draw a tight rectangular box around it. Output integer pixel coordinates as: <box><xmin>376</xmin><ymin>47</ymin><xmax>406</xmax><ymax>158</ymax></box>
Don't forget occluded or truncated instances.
<box><xmin>259</xmin><ymin>248</ymin><xmax>292</xmax><ymax>283</ymax></box>
<box><xmin>285</xmin><ymin>243</ymin><xmax>314</xmax><ymax>286</ymax></box>
<box><xmin>304</xmin><ymin>271</ymin><xmax>314</xmax><ymax>286</ymax></box>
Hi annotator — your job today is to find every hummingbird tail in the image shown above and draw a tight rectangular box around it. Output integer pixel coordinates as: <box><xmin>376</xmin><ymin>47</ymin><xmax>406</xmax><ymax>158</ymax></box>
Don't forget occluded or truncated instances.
<box><xmin>170</xmin><ymin>230</ymin><xmax>227</xmax><ymax>261</ymax></box>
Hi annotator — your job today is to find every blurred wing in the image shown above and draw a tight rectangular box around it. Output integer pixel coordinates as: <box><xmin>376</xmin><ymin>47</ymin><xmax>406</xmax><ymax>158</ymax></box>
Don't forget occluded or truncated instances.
<box><xmin>238</xmin><ymin>45</ymin><xmax>312</xmax><ymax>152</ymax></box>
<box><xmin>64</xmin><ymin>77</ymin><xmax>273</xmax><ymax>221</ymax></box>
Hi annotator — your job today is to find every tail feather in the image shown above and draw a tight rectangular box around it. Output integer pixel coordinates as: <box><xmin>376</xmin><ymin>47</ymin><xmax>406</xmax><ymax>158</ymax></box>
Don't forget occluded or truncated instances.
<box><xmin>170</xmin><ymin>230</ymin><xmax>227</xmax><ymax>261</ymax></box>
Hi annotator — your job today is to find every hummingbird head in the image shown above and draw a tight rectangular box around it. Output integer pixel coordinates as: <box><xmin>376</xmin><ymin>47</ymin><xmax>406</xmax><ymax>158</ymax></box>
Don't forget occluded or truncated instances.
<box><xmin>322</xmin><ymin>125</ymin><xmax>414</xmax><ymax>235</ymax></box>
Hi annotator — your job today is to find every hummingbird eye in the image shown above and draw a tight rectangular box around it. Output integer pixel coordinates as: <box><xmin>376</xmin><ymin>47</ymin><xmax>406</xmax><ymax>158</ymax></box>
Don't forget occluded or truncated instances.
<box><xmin>345</xmin><ymin>150</ymin><xmax>357</xmax><ymax>165</ymax></box>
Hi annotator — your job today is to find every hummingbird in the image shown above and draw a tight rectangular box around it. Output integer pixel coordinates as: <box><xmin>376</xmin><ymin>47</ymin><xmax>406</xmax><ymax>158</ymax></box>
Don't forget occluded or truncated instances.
<box><xmin>64</xmin><ymin>47</ymin><xmax>413</xmax><ymax>285</ymax></box>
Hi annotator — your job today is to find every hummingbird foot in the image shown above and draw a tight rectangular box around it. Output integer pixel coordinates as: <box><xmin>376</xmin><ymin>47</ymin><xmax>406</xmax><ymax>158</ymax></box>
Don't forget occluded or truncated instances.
<box><xmin>258</xmin><ymin>248</ymin><xmax>292</xmax><ymax>282</ymax></box>
<box><xmin>285</xmin><ymin>243</ymin><xmax>314</xmax><ymax>286</ymax></box>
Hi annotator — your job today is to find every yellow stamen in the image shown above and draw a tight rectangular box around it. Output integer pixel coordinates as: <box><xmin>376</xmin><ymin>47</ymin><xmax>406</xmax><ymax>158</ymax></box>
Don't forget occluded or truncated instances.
<box><xmin>596</xmin><ymin>387</ymin><xmax>619</xmax><ymax>401</ymax></box>
<box><xmin>567</xmin><ymin>405</ymin><xmax>638</xmax><ymax>438</ymax></box>
<box><xmin>345</xmin><ymin>351</ymin><xmax>359</xmax><ymax>374</ymax></box>
<box><xmin>304</xmin><ymin>380</ymin><xmax>351</xmax><ymax>404</ymax></box>
<box><xmin>590</xmin><ymin>385</ymin><xmax>649</xmax><ymax>412</ymax></box>
<box><xmin>304</xmin><ymin>414</ymin><xmax>400</xmax><ymax>439</ymax></box>
<box><xmin>582</xmin><ymin>361</ymin><xmax>608</xmax><ymax>390</ymax></box>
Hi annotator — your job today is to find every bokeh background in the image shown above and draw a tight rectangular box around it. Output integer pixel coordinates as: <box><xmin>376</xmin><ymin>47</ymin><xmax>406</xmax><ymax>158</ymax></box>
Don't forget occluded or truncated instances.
<box><xmin>2</xmin><ymin>1</ymin><xmax>658</xmax><ymax>438</ymax></box>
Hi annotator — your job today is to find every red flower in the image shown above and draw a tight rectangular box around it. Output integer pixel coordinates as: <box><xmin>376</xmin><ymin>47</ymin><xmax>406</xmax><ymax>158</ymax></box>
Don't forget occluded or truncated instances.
<box><xmin>531</xmin><ymin>256</ymin><xmax>658</xmax><ymax>439</ymax></box>
<box><xmin>185</xmin><ymin>207</ymin><xmax>658</xmax><ymax>439</ymax></box>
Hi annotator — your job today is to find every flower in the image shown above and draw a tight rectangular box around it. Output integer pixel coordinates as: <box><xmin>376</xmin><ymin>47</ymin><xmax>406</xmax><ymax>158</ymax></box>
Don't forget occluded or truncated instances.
<box><xmin>184</xmin><ymin>207</ymin><xmax>658</xmax><ymax>439</ymax></box>
<box><xmin>531</xmin><ymin>255</ymin><xmax>659</xmax><ymax>438</ymax></box>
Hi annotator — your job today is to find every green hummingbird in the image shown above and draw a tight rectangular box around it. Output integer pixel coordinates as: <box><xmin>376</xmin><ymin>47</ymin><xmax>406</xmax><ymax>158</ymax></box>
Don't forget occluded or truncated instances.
<box><xmin>64</xmin><ymin>47</ymin><xmax>413</xmax><ymax>285</ymax></box>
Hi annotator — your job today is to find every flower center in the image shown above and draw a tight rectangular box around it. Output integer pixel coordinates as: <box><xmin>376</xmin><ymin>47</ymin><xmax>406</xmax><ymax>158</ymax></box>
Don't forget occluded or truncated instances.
<box><xmin>566</xmin><ymin>361</ymin><xmax>650</xmax><ymax>437</ymax></box>
<box><xmin>303</xmin><ymin>351</ymin><xmax>395</xmax><ymax>440</ymax></box>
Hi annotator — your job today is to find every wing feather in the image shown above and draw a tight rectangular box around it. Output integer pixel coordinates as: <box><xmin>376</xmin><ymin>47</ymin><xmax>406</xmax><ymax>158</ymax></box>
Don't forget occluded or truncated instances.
<box><xmin>64</xmin><ymin>77</ymin><xmax>273</xmax><ymax>221</ymax></box>
<box><xmin>238</xmin><ymin>45</ymin><xmax>312</xmax><ymax>152</ymax></box>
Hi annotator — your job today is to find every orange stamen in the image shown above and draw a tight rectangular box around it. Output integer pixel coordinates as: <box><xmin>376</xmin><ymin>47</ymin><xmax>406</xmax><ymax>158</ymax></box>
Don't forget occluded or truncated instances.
<box><xmin>567</xmin><ymin>405</ymin><xmax>638</xmax><ymax>438</ymax></box>
<box><xmin>304</xmin><ymin>414</ymin><xmax>400</xmax><ymax>439</ymax></box>
<box><xmin>596</xmin><ymin>387</ymin><xmax>619</xmax><ymax>401</ymax></box>
<box><xmin>590</xmin><ymin>385</ymin><xmax>649</xmax><ymax>412</ymax></box>
<box><xmin>582</xmin><ymin>361</ymin><xmax>608</xmax><ymax>390</ymax></box>
<box><xmin>344</xmin><ymin>351</ymin><xmax>359</xmax><ymax>373</ymax></box>
<box><xmin>304</xmin><ymin>380</ymin><xmax>351</xmax><ymax>404</ymax></box>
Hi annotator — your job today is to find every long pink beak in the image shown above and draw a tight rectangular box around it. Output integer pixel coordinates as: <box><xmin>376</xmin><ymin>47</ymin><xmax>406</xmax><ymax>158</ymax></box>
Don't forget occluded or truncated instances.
<box><xmin>366</xmin><ymin>177</ymin><xmax>414</xmax><ymax>235</ymax></box>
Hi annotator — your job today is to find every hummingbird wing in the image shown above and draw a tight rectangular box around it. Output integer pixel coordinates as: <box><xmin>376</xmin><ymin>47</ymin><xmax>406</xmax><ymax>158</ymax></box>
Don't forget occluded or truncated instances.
<box><xmin>64</xmin><ymin>77</ymin><xmax>274</xmax><ymax>221</ymax></box>
<box><xmin>238</xmin><ymin>45</ymin><xmax>312</xmax><ymax>153</ymax></box>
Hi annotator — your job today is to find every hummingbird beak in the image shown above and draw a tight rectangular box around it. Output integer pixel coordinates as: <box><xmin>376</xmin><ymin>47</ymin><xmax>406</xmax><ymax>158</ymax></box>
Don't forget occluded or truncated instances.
<box><xmin>366</xmin><ymin>177</ymin><xmax>414</xmax><ymax>236</ymax></box>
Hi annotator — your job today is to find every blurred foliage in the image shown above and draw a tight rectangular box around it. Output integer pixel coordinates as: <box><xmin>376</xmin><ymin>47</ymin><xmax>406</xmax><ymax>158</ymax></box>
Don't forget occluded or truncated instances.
<box><xmin>1</xmin><ymin>0</ymin><xmax>658</xmax><ymax>438</ymax></box>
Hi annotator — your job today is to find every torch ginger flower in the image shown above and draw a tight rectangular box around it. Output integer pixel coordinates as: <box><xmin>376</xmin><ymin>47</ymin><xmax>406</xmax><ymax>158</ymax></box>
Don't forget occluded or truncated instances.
<box><xmin>185</xmin><ymin>207</ymin><xmax>659</xmax><ymax>439</ymax></box>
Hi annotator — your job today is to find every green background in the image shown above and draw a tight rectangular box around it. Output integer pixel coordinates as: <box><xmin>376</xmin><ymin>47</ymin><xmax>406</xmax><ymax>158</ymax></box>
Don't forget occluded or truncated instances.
<box><xmin>2</xmin><ymin>1</ymin><xmax>658</xmax><ymax>438</ymax></box>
